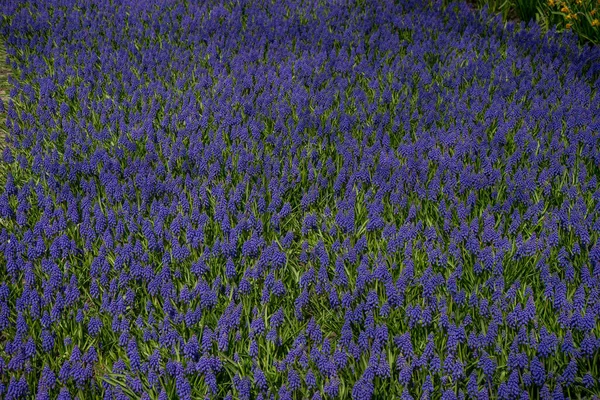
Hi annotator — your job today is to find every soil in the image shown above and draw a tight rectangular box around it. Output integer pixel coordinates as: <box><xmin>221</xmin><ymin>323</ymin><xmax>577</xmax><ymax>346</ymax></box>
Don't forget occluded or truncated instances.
<box><xmin>0</xmin><ymin>39</ymin><xmax>10</xmax><ymax>150</ymax></box>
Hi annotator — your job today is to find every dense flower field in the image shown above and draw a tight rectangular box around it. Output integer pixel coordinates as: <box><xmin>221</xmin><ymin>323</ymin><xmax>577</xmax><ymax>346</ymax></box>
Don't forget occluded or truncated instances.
<box><xmin>1</xmin><ymin>0</ymin><xmax>600</xmax><ymax>398</ymax></box>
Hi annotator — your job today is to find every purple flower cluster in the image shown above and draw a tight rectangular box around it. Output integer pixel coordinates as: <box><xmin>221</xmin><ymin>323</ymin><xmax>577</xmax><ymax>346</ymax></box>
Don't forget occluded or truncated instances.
<box><xmin>0</xmin><ymin>0</ymin><xmax>599</xmax><ymax>398</ymax></box>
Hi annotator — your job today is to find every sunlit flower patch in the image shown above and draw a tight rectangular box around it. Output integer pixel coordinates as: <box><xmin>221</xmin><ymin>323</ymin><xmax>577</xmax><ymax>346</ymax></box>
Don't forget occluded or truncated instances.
<box><xmin>0</xmin><ymin>0</ymin><xmax>600</xmax><ymax>398</ymax></box>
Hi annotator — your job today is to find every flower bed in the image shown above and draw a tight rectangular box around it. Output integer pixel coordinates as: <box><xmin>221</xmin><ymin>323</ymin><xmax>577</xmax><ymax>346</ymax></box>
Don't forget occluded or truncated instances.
<box><xmin>0</xmin><ymin>0</ymin><xmax>600</xmax><ymax>398</ymax></box>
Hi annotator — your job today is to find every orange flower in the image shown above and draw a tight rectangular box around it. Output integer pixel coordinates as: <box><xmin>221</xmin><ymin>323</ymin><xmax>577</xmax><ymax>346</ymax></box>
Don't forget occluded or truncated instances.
<box><xmin>566</xmin><ymin>23</ymin><xmax>572</xmax><ymax>29</ymax></box>
<box><xmin>561</xmin><ymin>6</ymin><xmax>569</xmax><ymax>13</ymax></box>
<box><xmin>592</xmin><ymin>19</ymin><xmax>600</xmax><ymax>27</ymax></box>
